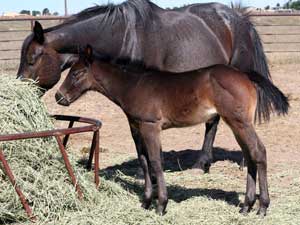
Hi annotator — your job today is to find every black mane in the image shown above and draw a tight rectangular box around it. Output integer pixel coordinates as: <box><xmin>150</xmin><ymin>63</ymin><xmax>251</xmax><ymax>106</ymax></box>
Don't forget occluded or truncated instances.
<box><xmin>45</xmin><ymin>0</ymin><xmax>155</xmax><ymax>33</ymax></box>
<box><xmin>91</xmin><ymin>50</ymin><xmax>159</xmax><ymax>73</ymax></box>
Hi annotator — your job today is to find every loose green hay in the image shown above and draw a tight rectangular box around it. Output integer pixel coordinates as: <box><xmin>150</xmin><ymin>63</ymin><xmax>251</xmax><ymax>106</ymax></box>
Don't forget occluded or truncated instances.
<box><xmin>0</xmin><ymin>75</ymin><xmax>299</xmax><ymax>225</ymax></box>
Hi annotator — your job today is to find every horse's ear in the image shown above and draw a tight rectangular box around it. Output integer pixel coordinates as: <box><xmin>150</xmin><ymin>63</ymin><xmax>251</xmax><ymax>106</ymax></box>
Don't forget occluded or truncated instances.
<box><xmin>84</xmin><ymin>45</ymin><xmax>93</xmax><ymax>64</ymax></box>
<box><xmin>33</xmin><ymin>21</ymin><xmax>45</xmax><ymax>44</ymax></box>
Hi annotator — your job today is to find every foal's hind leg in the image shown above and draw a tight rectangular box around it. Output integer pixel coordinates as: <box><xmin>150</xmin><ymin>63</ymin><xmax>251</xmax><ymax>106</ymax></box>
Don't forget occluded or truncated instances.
<box><xmin>193</xmin><ymin>115</ymin><xmax>220</xmax><ymax>173</ymax></box>
<box><xmin>228</xmin><ymin>121</ymin><xmax>270</xmax><ymax>215</ymax></box>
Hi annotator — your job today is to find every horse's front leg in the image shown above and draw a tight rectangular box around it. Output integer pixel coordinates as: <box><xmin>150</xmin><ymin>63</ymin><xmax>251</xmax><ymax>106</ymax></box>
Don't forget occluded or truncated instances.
<box><xmin>140</xmin><ymin>122</ymin><xmax>168</xmax><ymax>215</ymax></box>
<box><xmin>193</xmin><ymin>115</ymin><xmax>220</xmax><ymax>173</ymax></box>
<box><xmin>128</xmin><ymin>117</ymin><xmax>163</xmax><ymax>180</ymax></box>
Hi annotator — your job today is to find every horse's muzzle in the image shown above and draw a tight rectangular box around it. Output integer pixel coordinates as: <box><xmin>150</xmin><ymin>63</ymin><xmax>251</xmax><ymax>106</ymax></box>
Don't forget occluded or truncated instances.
<box><xmin>55</xmin><ymin>91</ymin><xmax>70</xmax><ymax>106</ymax></box>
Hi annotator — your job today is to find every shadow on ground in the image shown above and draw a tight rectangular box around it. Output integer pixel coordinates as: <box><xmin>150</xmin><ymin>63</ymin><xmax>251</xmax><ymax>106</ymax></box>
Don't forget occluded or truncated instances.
<box><xmin>79</xmin><ymin>148</ymin><xmax>244</xmax><ymax>207</ymax></box>
<box><xmin>101</xmin><ymin>147</ymin><xmax>244</xmax><ymax>176</ymax></box>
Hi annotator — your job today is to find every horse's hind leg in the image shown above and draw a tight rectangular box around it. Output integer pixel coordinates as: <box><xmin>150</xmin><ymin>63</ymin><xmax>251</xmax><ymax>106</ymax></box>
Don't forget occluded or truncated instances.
<box><xmin>227</xmin><ymin>121</ymin><xmax>269</xmax><ymax>215</ymax></box>
<box><xmin>193</xmin><ymin>115</ymin><xmax>220</xmax><ymax>173</ymax></box>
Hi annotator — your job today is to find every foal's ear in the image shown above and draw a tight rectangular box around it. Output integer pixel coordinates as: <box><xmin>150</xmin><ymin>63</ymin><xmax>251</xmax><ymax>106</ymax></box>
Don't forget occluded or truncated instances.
<box><xmin>33</xmin><ymin>21</ymin><xmax>45</xmax><ymax>44</ymax></box>
<box><xmin>84</xmin><ymin>45</ymin><xmax>93</xmax><ymax>64</ymax></box>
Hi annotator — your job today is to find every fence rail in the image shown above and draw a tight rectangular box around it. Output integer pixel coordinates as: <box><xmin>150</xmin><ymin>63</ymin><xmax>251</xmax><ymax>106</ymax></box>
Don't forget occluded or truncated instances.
<box><xmin>0</xmin><ymin>13</ymin><xmax>300</xmax><ymax>62</ymax></box>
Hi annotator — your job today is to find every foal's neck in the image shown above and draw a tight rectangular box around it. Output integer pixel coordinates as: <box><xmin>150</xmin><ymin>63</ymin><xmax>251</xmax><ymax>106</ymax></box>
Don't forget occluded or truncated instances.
<box><xmin>92</xmin><ymin>61</ymin><xmax>139</xmax><ymax>105</ymax></box>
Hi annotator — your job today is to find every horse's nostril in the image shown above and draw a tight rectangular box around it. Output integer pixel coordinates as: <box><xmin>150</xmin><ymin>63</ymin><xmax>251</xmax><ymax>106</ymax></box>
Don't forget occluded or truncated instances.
<box><xmin>55</xmin><ymin>92</ymin><xmax>70</xmax><ymax>106</ymax></box>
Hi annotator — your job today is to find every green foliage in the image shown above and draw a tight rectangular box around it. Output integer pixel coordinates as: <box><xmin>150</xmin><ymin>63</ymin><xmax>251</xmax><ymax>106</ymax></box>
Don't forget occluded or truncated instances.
<box><xmin>283</xmin><ymin>0</ymin><xmax>300</xmax><ymax>9</ymax></box>
<box><xmin>32</xmin><ymin>11</ymin><xmax>41</xmax><ymax>17</ymax></box>
<box><xmin>42</xmin><ymin>8</ymin><xmax>50</xmax><ymax>16</ymax></box>
<box><xmin>19</xmin><ymin>10</ymin><xmax>30</xmax><ymax>15</ymax></box>
<box><xmin>290</xmin><ymin>0</ymin><xmax>300</xmax><ymax>9</ymax></box>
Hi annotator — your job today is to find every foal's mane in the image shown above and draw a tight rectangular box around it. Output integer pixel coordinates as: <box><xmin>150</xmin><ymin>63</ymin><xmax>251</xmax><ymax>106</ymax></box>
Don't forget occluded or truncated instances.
<box><xmin>45</xmin><ymin>0</ymin><xmax>155</xmax><ymax>33</ymax></box>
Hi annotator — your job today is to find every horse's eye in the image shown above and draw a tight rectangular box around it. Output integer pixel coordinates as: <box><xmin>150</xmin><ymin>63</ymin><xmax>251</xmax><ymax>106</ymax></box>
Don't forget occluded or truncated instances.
<box><xmin>72</xmin><ymin>71</ymin><xmax>81</xmax><ymax>78</ymax></box>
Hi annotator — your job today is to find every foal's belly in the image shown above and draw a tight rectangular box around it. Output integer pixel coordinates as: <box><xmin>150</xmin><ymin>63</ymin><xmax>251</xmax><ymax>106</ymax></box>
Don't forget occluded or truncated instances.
<box><xmin>161</xmin><ymin>106</ymin><xmax>218</xmax><ymax>130</ymax></box>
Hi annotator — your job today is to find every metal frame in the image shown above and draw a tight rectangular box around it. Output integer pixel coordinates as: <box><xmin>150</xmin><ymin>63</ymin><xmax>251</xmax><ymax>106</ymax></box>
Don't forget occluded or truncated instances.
<box><xmin>0</xmin><ymin>114</ymin><xmax>102</xmax><ymax>221</ymax></box>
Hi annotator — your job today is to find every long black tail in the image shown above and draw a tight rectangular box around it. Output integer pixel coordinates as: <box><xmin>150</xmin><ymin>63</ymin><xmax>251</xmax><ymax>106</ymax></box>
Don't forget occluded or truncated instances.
<box><xmin>249</xmin><ymin>18</ymin><xmax>272</xmax><ymax>80</ymax></box>
<box><xmin>246</xmin><ymin>71</ymin><xmax>289</xmax><ymax>123</ymax></box>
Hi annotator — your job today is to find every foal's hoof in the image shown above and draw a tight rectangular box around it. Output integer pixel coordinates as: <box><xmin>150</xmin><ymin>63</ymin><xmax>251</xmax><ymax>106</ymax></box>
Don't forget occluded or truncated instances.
<box><xmin>257</xmin><ymin>207</ymin><xmax>267</xmax><ymax>217</ymax></box>
<box><xmin>155</xmin><ymin>206</ymin><xmax>166</xmax><ymax>216</ymax></box>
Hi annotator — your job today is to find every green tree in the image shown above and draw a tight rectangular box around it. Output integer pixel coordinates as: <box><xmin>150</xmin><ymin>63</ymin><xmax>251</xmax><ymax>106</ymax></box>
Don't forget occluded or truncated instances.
<box><xmin>32</xmin><ymin>10</ymin><xmax>41</xmax><ymax>16</ymax></box>
<box><xmin>42</xmin><ymin>8</ymin><xmax>50</xmax><ymax>15</ymax></box>
<box><xmin>20</xmin><ymin>10</ymin><xmax>30</xmax><ymax>15</ymax></box>
<box><xmin>265</xmin><ymin>5</ymin><xmax>270</xmax><ymax>10</ymax></box>
<box><xmin>53</xmin><ymin>12</ymin><xmax>59</xmax><ymax>16</ymax></box>
<box><xmin>290</xmin><ymin>0</ymin><xmax>300</xmax><ymax>9</ymax></box>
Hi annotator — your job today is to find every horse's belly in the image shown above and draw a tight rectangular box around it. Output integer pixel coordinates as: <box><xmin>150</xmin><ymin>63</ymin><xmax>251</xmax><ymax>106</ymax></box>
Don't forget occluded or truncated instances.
<box><xmin>162</xmin><ymin>107</ymin><xmax>218</xmax><ymax>129</ymax></box>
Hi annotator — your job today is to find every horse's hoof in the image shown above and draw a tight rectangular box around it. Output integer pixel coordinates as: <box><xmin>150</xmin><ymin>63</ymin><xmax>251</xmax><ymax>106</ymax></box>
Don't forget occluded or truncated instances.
<box><xmin>257</xmin><ymin>207</ymin><xmax>267</xmax><ymax>216</ymax></box>
<box><xmin>192</xmin><ymin>161</ymin><xmax>211</xmax><ymax>173</ymax></box>
<box><xmin>141</xmin><ymin>201</ymin><xmax>151</xmax><ymax>210</ymax></box>
<box><xmin>239</xmin><ymin>206</ymin><xmax>251</xmax><ymax>215</ymax></box>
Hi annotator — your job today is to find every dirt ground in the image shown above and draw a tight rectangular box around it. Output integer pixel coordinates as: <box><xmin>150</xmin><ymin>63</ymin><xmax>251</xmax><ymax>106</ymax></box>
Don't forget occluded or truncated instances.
<box><xmin>42</xmin><ymin>63</ymin><xmax>300</xmax><ymax>182</ymax></box>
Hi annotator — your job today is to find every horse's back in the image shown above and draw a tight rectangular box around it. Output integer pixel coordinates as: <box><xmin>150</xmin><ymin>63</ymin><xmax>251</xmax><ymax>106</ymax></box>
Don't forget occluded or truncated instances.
<box><xmin>145</xmin><ymin>3</ymin><xmax>246</xmax><ymax>72</ymax></box>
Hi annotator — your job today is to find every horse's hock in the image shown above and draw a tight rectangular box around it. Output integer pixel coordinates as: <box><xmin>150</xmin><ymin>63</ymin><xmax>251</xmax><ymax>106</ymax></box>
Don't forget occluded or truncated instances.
<box><xmin>0</xmin><ymin>77</ymin><xmax>102</xmax><ymax>221</ymax></box>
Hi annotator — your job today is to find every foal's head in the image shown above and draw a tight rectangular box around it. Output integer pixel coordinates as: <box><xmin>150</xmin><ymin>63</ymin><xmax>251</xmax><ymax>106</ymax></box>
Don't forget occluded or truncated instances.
<box><xmin>56</xmin><ymin>46</ymin><xmax>94</xmax><ymax>106</ymax></box>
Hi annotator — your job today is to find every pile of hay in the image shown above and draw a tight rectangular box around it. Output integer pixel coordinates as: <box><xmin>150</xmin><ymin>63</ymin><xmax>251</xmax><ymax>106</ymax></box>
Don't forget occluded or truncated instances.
<box><xmin>0</xmin><ymin>76</ymin><xmax>82</xmax><ymax>223</ymax></box>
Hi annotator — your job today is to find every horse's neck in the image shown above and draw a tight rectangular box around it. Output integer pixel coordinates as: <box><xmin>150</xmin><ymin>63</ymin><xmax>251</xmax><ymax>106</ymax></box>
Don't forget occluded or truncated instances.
<box><xmin>92</xmin><ymin>62</ymin><xmax>137</xmax><ymax>105</ymax></box>
<box><xmin>44</xmin><ymin>16</ymin><xmax>125</xmax><ymax>55</ymax></box>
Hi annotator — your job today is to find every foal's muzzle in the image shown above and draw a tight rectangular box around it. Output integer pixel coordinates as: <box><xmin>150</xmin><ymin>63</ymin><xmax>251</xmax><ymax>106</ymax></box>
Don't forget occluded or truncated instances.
<box><xmin>55</xmin><ymin>91</ymin><xmax>70</xmax><ymax>106</ymax></box>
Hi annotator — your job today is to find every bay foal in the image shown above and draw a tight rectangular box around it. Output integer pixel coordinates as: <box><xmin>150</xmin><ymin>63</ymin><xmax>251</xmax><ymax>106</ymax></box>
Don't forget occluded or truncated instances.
<box><xmin>56</xmin><ymin>46</ymin><xmax>289</xmax><ymax>216</ymax></box>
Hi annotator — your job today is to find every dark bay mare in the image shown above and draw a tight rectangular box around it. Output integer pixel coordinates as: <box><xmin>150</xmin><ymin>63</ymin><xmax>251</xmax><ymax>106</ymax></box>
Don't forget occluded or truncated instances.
<box><xmin>56</xmin><ymin>46</ymin><xmax>289</xmax><ymax>216</ymax></box>
<box><xmin>17</xmin><ymin>0</ymin><xmax>271</xmax><ymax>172</ymax></box>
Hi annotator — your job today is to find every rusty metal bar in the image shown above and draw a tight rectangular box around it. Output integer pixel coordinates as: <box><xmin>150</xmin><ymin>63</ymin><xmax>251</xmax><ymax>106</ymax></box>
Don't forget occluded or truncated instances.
<box><xmin>94</xmin><ymin>130</ymin><xmax>100</xmax><ymax>188</ymax></box>
<box><xmin>87</xmin><ymin>130</ymin><xmax>100</xmax><ymax>187</ymax></box>
<box><xmin>63</xmin><ymin>121</ymin><xmax>75</xmax><ymax>147</ymax></box>
<box><xmin>0</xmin><ymin>114</ymin><xmax>102</xmax><ymax>220</ymax></box>
<box><xmin>55</xmin><ymin>135</ymin><xmax>83</xmax><ymax>200</ymax></box>
<box><xmin>87</xmin><ymin>132</ymin><xmax>97</xmax><ymax>171</ymax></box>
<box><xmin>0</xmin><ymin>148</ymin><xmax>35</xmax><ymax>221</ymax></box>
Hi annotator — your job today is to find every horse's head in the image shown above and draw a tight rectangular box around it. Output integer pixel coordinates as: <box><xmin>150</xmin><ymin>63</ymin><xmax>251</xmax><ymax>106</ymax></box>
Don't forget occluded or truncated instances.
<box><xmin>56</xmin><ymin>45</ymin><xmax>94</xmax><ymax>106</ymax></box>
<box><xmin>17</xmin><ymin>21</ymin><xmax>78</xmax><ymax>91</ymax></box>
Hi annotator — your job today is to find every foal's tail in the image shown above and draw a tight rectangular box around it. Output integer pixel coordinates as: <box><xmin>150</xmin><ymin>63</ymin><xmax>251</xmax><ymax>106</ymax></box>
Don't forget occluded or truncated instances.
<box><xmin>246</xmin><ymin>71</ymin><xmax>289</xmax><ymax>123</ymax></box>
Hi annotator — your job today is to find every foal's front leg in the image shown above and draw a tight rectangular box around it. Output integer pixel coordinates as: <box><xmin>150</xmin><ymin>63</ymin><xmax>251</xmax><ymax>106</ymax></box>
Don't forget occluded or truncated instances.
<box><xmin>140</xmin><ymin>122</ymin><xmax>168</xmax><ymax>215</ymax></box>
